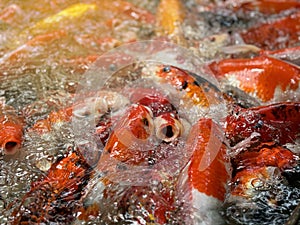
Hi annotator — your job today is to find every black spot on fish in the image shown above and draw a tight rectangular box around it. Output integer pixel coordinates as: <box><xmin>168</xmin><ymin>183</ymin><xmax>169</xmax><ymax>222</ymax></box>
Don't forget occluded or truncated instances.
<box><xmin>283</xmin><ymin>165</ymin><xmax>300</xmax><ymax>188</ymax></box>
<box><xmin>203</xmin><ymin>86</ymin><xmax>210</xmax><ymax>92</ymax></box>
<box><xmin>193</xmin><ymin>80</ymin><xmax>200</xmax><ymax>87</ymax></box>
<box><xmin>272</xmin><ymin>104</ymin><xmax>287</xmax><ymax>120</ymax></box>
<box><xmin>182</xmin><ymin>80</ymin><xmax>188</xmax><ymax>89</ymax></box>
<box><xmin>75</xmin><ymin>161</ymin><xmax>82</xmax><ymax>167</ymax></box>
<box><xmin>148</xmin><ymin>157</ymin><xmax>156</xmax><ymax>166</ymax></box>
<box><xmin>56</xmin><ymin>155</ymin><xmax>65</xmax><ymax>162</ymax></box>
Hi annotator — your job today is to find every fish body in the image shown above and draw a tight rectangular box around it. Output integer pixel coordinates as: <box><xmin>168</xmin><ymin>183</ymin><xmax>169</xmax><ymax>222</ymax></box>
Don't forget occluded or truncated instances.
<box><xmin>225</xmin><ymin>102</ymin><xmax>300</xmax><ymax>146</ymax></box>
<box><xmin>240</xmin><ymin>11</ymin><xmax>300</xmax><ymax>50</ymax></box>
<box><xmin>177</xmin><ymin>118</ymin><xmax>230</xmax><ymax>225</ymax></box>
<box><xmin>11</xmin><ymin>151</ymin><xmax>92</xmax><ymax>224</ymax></box>
<box><xmin>208</xmin><ymin>55</ymin><xmax>300</xmax><ymax>104</ymax></box>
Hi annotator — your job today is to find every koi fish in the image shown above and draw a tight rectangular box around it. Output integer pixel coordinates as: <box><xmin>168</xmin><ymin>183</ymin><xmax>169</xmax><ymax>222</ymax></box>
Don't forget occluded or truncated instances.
<box><xmin>99</xmin><ymin>104</ymin><xmax>154</xmax><ymax>165</ymax></box>
<box><xmin>0</xmin><ymin>30</ymin><xmax>67</xmax><ymax>65</ymax></box>
<box><xmin>208</xmin><ymin>55</ymin><xmax>300</xmax><ymax>104</ymax></box>
<box><xmin>142</xmin><ymin>64</ymin><xmax>224</xmax><ymax>124</ymax></box>
<box><xmin>177</xmin><ymin>118</ymin><xmax>230</xmax><ymax>225</ymax></box>
<box><xmin>239</xmin><ymin>11</ymin><xmax>300</xmax><ymax>50</ymax></box>
<box><xmin>11</xmin><ymin>151</ymin><xmax>92</xmax><ymax>224</ymax></box>
<box><xmin>31</xmin><ymin>91</ymin><xmax>129</xmax><ymax>133</ymax></box>
<box><xmin>0</xmin><ymin>101</ymin><xmax>23</xmax><ymax>155</ymax></box>
<box><xmin>155</xmin><ymin>0</ymin><xmax>186</xmax><ymax>45</ymax></box>
<box><xmin>230</xmin><ymin>0</ymin><xmax>300</xmax><ymax>14</ymax></box>
<box><xmin>22</xmin><ymin>3</ymin><xmax>97</xmax><ymax>37</ymax></box>
<box><xmin>76</xmin><ymin>88</ymin><xmax>188</xmax><ymax>224</ymax></box>
<box><xmin>225</xmin><ymin>102</ymin><xmax>300</xmax><ymax>146</ymax></box>
<box><xmin>97</xmin><ymin>88</ymin><xmax>185</xmax><ymax>168</ymax></box>
<box><xmin>225</xmin><ymin>142</ymin><xmax>300</xmax><ymax>224</ymax></box>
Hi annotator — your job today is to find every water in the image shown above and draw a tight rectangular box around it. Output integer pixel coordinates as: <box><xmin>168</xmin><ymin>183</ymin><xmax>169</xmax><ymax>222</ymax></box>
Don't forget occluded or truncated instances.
<box><xmin>1</xmin><ymin>0</ymin><xmax>300</xmax><ymax>224</ymax></box>
<box><xmin>225</xmin><ymin>174</ymin><xmax>300</xmax><ymax>225</ymax></box>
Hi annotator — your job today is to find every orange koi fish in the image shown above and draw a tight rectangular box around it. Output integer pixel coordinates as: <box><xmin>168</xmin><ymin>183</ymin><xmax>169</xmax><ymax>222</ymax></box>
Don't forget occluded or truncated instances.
<box><xmin>31</xmin><ymin>91</ymin><xmax>129</xmax><ymax>133</ymax></box>
<box><xmin>143</xmin><ymin>64</ymin><xmax>224</xmax><ymax>124</ymax></box>
<box><xmin>225</xmin><ymin>142</ymin><xmax>299</xmax><ymax>224</ymax></box>
<box><xmin>240</xmin><ymin>11</ymin><xmax>300</xmax><ymax>50</ymax></box>
<box><xmin>11</xmin><ymin>151</ymin><xmax>92</xmax><ymax>224</ymax></box>
<box><xmin>208</xmin><ymin>55</ymin><xmax>300</xmax><ymax>104</ymax></box>
<box><xmin>0</xmin><ymin>102</ymin><xmax>23</xmax><ymax>155</ymax></box>
<box><xmin>155</xmin><ymin>0</ymin><xmax>186</xmax><ymax>44</ymax></box>
<box><xmin>177</xmin><ymin>118</ymin><xmax>230</xmax><ymax>224</ymax></box>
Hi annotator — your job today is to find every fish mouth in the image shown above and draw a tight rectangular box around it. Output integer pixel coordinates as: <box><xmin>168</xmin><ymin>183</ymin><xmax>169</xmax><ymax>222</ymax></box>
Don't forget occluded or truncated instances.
<box><xmin>1</xmin><ymin>138</ymin><xmax>21</xmax><ymax>155</ymax></box>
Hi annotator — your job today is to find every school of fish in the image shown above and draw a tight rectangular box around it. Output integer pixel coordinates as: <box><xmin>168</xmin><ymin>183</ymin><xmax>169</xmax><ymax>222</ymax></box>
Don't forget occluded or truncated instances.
<box><xmin>0</xmin><ymin>0</ymin><xmax>300</xmax><ymax>224</ymax></box>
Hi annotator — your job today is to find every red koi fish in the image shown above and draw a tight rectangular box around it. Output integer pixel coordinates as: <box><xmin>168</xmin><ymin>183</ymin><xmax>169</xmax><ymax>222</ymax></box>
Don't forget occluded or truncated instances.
<box><xmin>231</xmin><ymin>0</ymin><xmax>300</xmax><ymax>14</ymax></box>
<box><xmin>11</xmin><ymin>151</ymin><xmax>92</xmax><ymax>224</ymax></box>
<box><xmin>100</xmin><ymin>104</ymin><xmax>154</xmax><ymax>165</ymax></box>
<box><xmin>208</xmin><ymin>55</ymin><xmax>300</xmax><ymax>104</ymax></box>
<box><xmin>225</xmin><ymin>102</ymin><xmax>300</xmax><ymax>146</ymax></box>
<box><xmin>98</xmin><ymin>88</ymin><xmax>185</xmax><ymax>168</ymax></box>
<box><xmin>79</xmin><ymin>89</ymin><xmax>185</xmax><ymax>224</ymax></box>
<box><xmin>177</xmin><ymin>118</ymin><xmax>230</xmax><ymax>224</ymax></box>
<box><xmin>127</xmin><ymin>87</ymin><xmax>184</xmax><ymax>142</ymax></box>
<box><xmin>0</xmin><ymin>102</ymin><xmax>23</xmax><ymax>155</ymax></box>
<box><xmin>225</xmin><ymin>142</ymin><xmax>299</xmax><ymax>224</ymax></box>
<box><xmin>239</xmin><ymin>11</ymin><xmax>300</xmax><ymax>50</ymax></box>
<box><xmin>31</xmin><ymin>91</ymin><xmax>129</xmax><ymax>133</ymax></box>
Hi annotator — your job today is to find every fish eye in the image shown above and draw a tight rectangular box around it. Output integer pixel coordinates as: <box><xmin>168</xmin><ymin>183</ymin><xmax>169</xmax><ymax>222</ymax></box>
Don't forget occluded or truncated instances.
<box><xmin>162</xmin><ymin>66</ymin><xmax>171</xmax><ymax>73</ymax></box>
<box><xmin>251</xmin><ymin>178</ymin><xmax>263</xmax><ymax>188</ymax></box>
<box><xmin>254</xmin><ymin>120</ymin><xmax>264</xmax><ymax>129</ymax></box>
